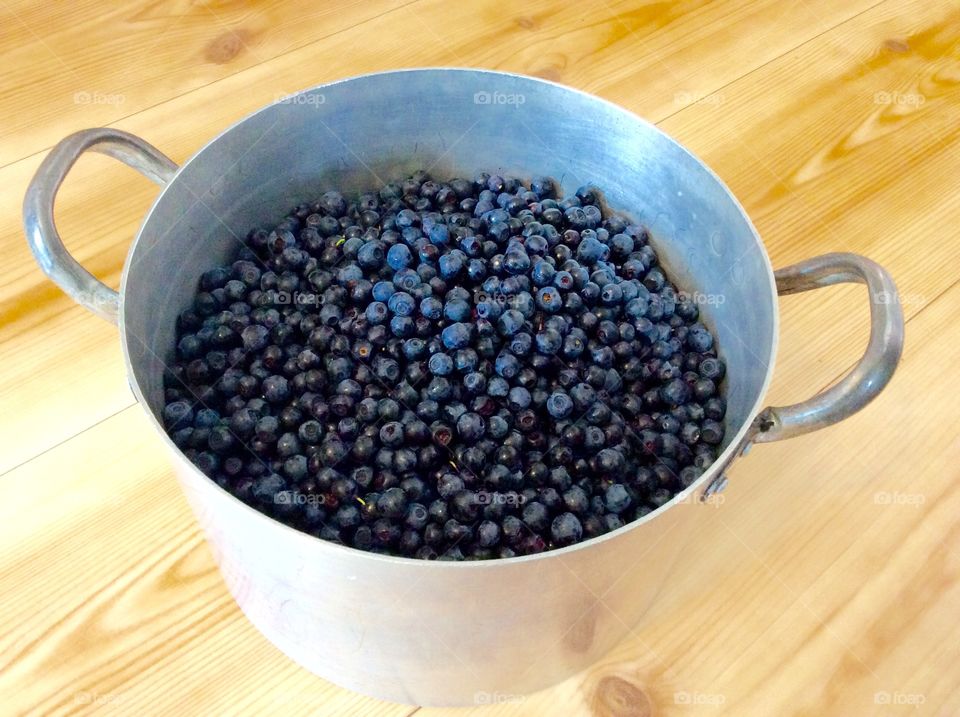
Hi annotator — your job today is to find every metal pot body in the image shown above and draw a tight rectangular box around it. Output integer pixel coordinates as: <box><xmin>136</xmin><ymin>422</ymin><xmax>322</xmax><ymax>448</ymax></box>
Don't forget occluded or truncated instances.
<box><xmin>24</xmin><ymin>69</ymin><xmax>904</xmax><ymax>706</ymax></box>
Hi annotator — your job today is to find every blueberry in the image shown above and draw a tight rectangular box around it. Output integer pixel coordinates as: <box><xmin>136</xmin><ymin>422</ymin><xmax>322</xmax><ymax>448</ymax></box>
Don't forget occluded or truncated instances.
<box><xmin>428</xmin><ymin>223</ymin><xmax>450</xmax><ymax>246</ymax></box>
<box><xmin>535</xmin><ymin>329</ymin><xmax>562</xmax><ymax>355</ymax></box>
<box><xmin>494</xmin><ymin>352</ymin><xmax>520</xmax><ymax>379</ymax></box>
<box><xmin>531</xmin><ymin>260</ymin><xmax>556</xmax><ymax>286</ymax></box>
<box><xmin>377</xmin><ymin>487</ymin><xmax>408</xmax><ymax>518</ymax></box>
<box><xmin>428</xmin><ymin>352</ymin><xmax>454</xmax><ymax>376</ymax></box>
<box><xmin>252</xmin><ymin>473</ymin><xmax>285</xmax><ymax>504</ymax></box>
<box><xmin>610</xmin><ymin>233</ymin><xmax>634</xmax><ymax>256</ymax></box>
<box><xmin>660</xmin><ymin>378</ymin><xmax>691</xmax><ymax>406</ymax></box>
<box><xmin>441</xmin><ymin>323</ymin><xmax>471</xmax><ymax>349</ymax></box>
<box><xmin>508</xmin><ymin>386</ymin><xmax>532</xmax><ymax>410</ymax></box>
<box><xmin>687</xmin><ymin>326</ymin><xmax>714</xmax><ymax>352</ymax></box>
<box><xmin>577</xmin><ymin>236</ymin><xmax>607</xmax><ymax>265</ymax></box>
<box><xmin>372</xmin><ymin>280</ymin><xmax>396</xmax><ymax>302</ymax></box>
<box><xmin>365</xmin><ymin>301</ymin><xmax>389</xmax><ymax>324</ymax></box>
<box><xmin>444</xmin><ymin>299</ymin><xmax>471</xmax><ymax>322</ymax></box>
<box><xmin>699</xmin><ymin>356</ymin><xmax>725</xmax><ymax>381</ymax></box>
<box><xmin>511</xmin><ymin>291</ymin><xmax>535</xmax><ymax>317</ymax></box>
<box><xmin>536</xmin><ymin>286</ymin><xmax>562</xmax><ymax>312</ymax></box>
<box><xmin>584</xmin><ymin>426</ymin><xmax>605</xmax><ymax>450</ymax></box>
<box><xmin>426</xmin><ymin>377</ymin><xmax>453</xmax><ymax>402</ymax></box>
<box><xmin>497</xmin><ymin>309</ymin><xmax>524</xmax><ymax>336</ymax></box>
<box><xmin>263</xmin><ymin>375</ymin><xmax>290</xmax><ymax>403</ymax></box>
<box><xmin>701</xmin><ymin>419</ymin><xmax>724</xmax><ymax>445</ymax></box>
<box><xmin>387</xmin><ymin>291</ymin><xmax>416</xmax><ymax>317</ymax></box>
<box><xmin>394</xmin><ymin>268</ymin><xmax>421</xmax><ymax>292</ymax></box>
<box><xmin>453</xmin><ymin>349</ymin><xmax>479</xmax><ymax>373</ymax></box>
<box><xmin>163</xmin><ymin>400</ymin><xmax>194</xmax><ymax>429</ymax></box>
<box><xmin>550</xmin><ymin>513</ymin><xmax>583</xmax><ymax>546</ymax></box>
<box><xmin>504</xmin><ymin>250</ymin><xmax>531</xmax><ymax>275</ymax></box>
<box><xmin>563</xmin><ymin>486</ymin><xmax>590</xmax><ymax>514</ymax></box>
<box><xmin>475</xmin><ymin>299</ymin><xmax>502</xmax><ymax>321</ymax></box>
<box><xmin>438</xmin><ymin>253</ymin><xmax>463</xmax><ymax>278</ymax></box>
<box><xmin>389</xmin><ymin>316</ymin><xmax>414</xmax><ymax>337</ymax></box>
<box><xmin>420</xmin><ymin>296</ymin><xmax>443</xmax><ymax>320</ymax></box>
<box><xmin>600</xmin><ymin>283</ymin><xmax>623</xmax><ymax>305</ymax></box>
<box><xmin>357</xmin><ymin>240</ymin><xmax>385</xmax><ymax>269</ymax></box>
<box><xmin>466</xmin><ymin>258</ymin><xmax>487</xmax><ymax>281</ymax></box>
<box><xmin>522</xmin><ymin>501</ymin><xmax>550</xmax><ymax>532</ymax></box>
<box><xmin>477</xmin><ymin>520</ymin><xmax>500</xmax><ymax>548</ymax></box>
<box><xmin>596</xmin><ymin>448</ymin><xmax>625</xmax><ymax>474</ymax></box>
<box><xmin>546</xmin><ymin>392</ymin><xmax>574</xmax><ymax>419</ymax></box>
<box><xmin>604</xmin><ymin>483</ymin><xmax>632</xmax><ymax>513</ymax></box>
<box><xmin>488</xmin><ymin>376</ymin><xmax>510</xmax><ymax>398</ymax></box>
<box><xmin>386</xmin><ymin>243</ymin><xmax>412</xmax><ymax>270</ymax></box>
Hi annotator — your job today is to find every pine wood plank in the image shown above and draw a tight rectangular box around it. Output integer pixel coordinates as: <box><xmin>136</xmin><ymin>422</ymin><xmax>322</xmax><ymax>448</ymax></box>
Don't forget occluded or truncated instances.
<box><xmin>0</xmin><ymin>0</ymin><xmax>412</xmax><ymax>166</ymax></box>
<box><xmin>659</xmin><ymin>0</ymin><xmax>960</xmax><ymax>409</ymax></box>
<box><xmin>0</xmin><ymin>0</ymin><xmax>876</xmax><ymax>166</ymax></box>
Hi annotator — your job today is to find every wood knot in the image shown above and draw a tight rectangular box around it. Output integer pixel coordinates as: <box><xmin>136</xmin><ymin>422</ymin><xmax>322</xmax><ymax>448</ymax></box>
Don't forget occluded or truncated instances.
<box><xmin>534</xmin><ymin>65</ymin><xmax>563</xmax><ymax>82</ymax></box>
<box><xmin>591</xmin><ymin>675</ymin><xmax>653</xmax><ymax>717</ymax></box>
<box><xmin>531</xmin><ymin>53</ymin><xmax>566</xmax><ymax>83</ymax></box>
<box><xmin>883</xmin><ymin>38</ymin><xmax>910</xmax><ymax>53</ymax></box>
<box><xmin>516</xmin><ymin>15</ymin><xmax>538</xmax><ymax>30</ymax></box>
<box><xmin>205</xmin><ymin>29</ymin><xmax>250</xmax><ymax>64</ymax></box>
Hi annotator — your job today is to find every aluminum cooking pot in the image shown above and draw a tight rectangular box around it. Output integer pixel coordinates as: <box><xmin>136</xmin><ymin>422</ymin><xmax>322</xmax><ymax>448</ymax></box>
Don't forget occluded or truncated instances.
<box><xmin>24</xmin><ymin>69</ymin><xmax>904</xmax><ymax>706</ymax></box>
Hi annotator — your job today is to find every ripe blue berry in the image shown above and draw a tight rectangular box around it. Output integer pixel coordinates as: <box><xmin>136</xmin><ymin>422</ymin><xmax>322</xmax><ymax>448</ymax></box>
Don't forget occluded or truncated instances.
<box><xmin>444</xmin><ymin>299</ymin><xmax>471</xmax><ymax>322</ymax></box>
<box><xmin>551</xmin><ymin>513</ymin><xmax>583</xmax><ymax>545</ymax></box>
<box><xmin>441</xmin><ymin>322</ymin><xmax>472</xmax><ymax>349</ymax></box>
<box><xmin>386</xmin><ymin>243</ymin><xmax>412</xmax><ymax>270</ymax></box>
<box><xmin>536</xmin><ymin>286</ymin><xmax>561</xmax><ymax>312</ymax></box>
<box><xmin>546</xmin><ymin>391</ymin><xmax>574</xmax><ymax>418</ymax></box>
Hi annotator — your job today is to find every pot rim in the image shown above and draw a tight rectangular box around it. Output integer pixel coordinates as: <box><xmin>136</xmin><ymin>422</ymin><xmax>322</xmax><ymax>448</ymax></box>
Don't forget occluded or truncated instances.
<box><xmin>119</xmin><ymin>66</ymin><xmax>779</xmax><ymax>569</ymax></box>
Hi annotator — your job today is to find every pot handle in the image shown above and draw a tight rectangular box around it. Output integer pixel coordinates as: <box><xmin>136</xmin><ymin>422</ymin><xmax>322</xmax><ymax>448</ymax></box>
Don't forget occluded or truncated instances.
<box><xmin>23</xmin><ymin>128</ymin><xmax>178</xmax><ymax>324</ymax></box>
<box><xmin>750</xmin><ymin>252</ymin><xmax>904</xmax><ymax>443</ymax></box>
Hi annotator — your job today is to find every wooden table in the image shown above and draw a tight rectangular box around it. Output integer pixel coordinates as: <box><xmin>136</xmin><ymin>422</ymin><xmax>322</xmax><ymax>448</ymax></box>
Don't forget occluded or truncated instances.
<box><xmin>1</xmin><ymin>1</ymin><xmax>958</xmax><ymax>714</ymax></box>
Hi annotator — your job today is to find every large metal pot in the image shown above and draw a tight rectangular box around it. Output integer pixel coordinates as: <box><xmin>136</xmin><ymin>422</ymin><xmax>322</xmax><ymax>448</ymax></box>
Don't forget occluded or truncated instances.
<box><xmin>24</xmin><ymin>69</ymin><xmax>903</xmax><ymax>706</ymax></box>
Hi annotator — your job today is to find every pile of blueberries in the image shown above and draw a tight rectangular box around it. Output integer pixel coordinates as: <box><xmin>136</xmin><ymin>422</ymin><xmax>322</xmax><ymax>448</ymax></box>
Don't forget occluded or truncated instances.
<box><xmin>162</xmin><ymin>171</ymin><xmax>726</xmax><ymax>560</ymax></box>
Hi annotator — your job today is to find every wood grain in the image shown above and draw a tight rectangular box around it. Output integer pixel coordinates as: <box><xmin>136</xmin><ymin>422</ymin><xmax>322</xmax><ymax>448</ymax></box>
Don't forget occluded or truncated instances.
<box><xmin>0</xmin><ymin>0</ymin><xmax>411</xmax><ymax>165</ymax></box>
<box><xmin>1</xmin><ymin>0</ymin><xmax>958</xmax><ymax>714</ymax></box>
<box><xmin>659</xmin><ymin>0</ymin><xmax>960</xmax><ymax>406</ymax></box>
